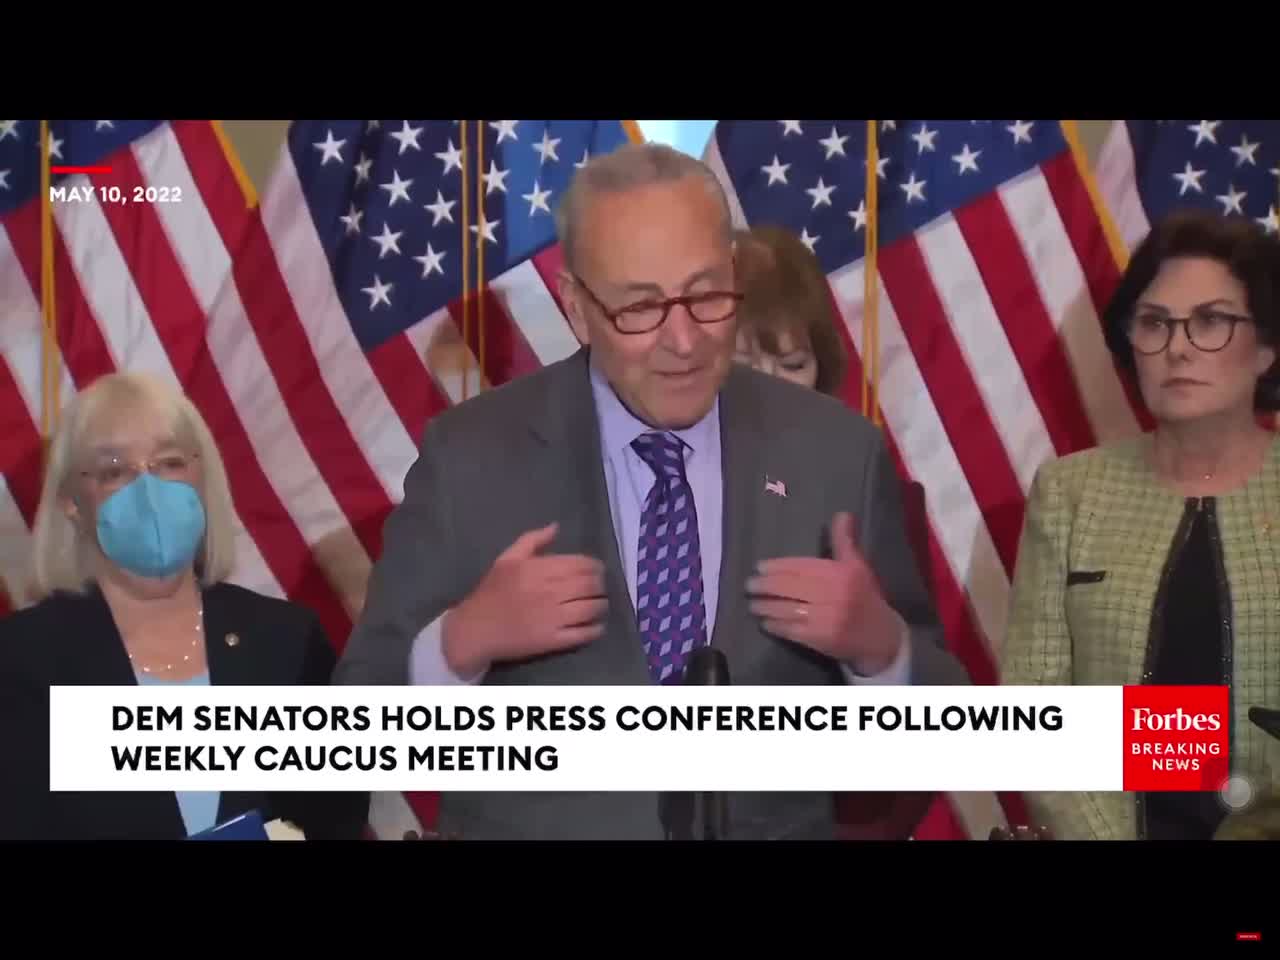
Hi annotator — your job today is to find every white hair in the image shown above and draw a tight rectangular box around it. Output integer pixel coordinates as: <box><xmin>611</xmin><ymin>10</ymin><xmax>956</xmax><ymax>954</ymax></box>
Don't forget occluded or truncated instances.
<box><xmin>554</xmin><ymin>141</ymin><xmax>734</xmax><ymax>274</ymax></box>
<box><xmin>28</xmin><ymin>371</ymin><xmax>238</xmax><ymax>600</ymax></box>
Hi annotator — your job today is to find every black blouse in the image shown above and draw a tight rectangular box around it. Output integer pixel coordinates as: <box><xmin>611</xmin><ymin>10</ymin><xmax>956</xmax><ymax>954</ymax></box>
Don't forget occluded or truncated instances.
<box><xmin>1143</xmin><ymin>497</ymin><xmax>1229</xmax><ymax>841</ymax></box>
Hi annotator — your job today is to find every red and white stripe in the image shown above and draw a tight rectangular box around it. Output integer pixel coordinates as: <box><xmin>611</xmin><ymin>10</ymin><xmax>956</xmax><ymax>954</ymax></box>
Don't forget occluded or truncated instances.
<box><xmin>259</xmin><ymin>146</ymin><xmax>425</xmax><ymax>500</ymax></box>
<box><xmin>707</xmin><ymin>123</ymin><xmax>1145</xmax><ymax>839</ymax></box>
<box><xmin>0</xmin><ymin>224</ymin><xmax>70</xmax><ymax>611</ymax></box>
<box><xmin>1093</xmin><ymin>121</ymin><xmax>1153</xmax><ymax>253</ymax></box>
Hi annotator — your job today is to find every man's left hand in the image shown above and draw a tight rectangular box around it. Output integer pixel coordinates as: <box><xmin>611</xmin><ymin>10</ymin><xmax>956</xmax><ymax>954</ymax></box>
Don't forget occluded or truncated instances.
<box><xmin>745</xmin><ymin>511</ymin><xmax>904</xmax><ymax>675</ymax></box>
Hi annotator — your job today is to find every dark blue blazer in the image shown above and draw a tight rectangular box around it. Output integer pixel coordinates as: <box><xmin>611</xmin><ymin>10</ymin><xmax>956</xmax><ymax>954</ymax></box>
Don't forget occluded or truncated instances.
<box><xmin>0</xmin><ymin>580</ymin><xmax>369</xmax><ymax>841</ymax></box>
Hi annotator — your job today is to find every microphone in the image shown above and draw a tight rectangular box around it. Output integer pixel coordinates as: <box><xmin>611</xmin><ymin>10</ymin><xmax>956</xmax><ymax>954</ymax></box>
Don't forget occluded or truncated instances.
<box><xmin>684</xmin><ymin>646</ymin><xmax>730</xmax><ymax>686</ymax></box>
<box><xmin>658</xmin><ymin>787</ymin><xmax>694</xmax><ymax>841</ymax></box>
<box><xmin>688</xmin><ymin>646</ymin><xmax>730</xmax><ymax>840</ymax></box>
<box><xmin>658</xmin><ymin>646</ymin><xmax>730</xmax><ymax>840</ymax></box>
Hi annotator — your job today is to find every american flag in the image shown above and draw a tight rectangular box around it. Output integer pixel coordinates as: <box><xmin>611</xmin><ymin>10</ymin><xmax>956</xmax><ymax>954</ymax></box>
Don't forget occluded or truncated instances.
<box><xmin>705</xmin><ymin>119</ymin><xmax>1160</xmax><ymax>839</ymax></box>
<box><xmin>0</xmin><ymin>118</ymin><xmax>638</xmax><ymax>839</ymax></box>
<box><xmin>1095</xmin><ymin>120</ymin><xmax>1279</xmax><ymax>250</ymax></box>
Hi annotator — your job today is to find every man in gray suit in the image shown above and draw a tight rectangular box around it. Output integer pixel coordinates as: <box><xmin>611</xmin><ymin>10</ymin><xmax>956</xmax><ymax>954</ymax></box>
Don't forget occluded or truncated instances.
<box><xmin>335</xmin><ymin>142</ymin><xmax>968</xmax><ymax>839</ymax></box>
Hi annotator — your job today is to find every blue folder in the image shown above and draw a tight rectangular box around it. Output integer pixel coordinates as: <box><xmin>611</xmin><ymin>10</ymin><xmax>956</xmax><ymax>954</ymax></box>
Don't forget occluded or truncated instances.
<box><xmin>187</xmin><ymin>810</ymin><xmax>270</xmax><ymax>841</ymax></box>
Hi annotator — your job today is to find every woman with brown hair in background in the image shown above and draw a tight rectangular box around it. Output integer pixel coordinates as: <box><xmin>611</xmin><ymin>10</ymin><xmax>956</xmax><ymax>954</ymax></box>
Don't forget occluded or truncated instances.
<box><xmin>732</xmin><ymin>224</ymin><xmax>847</xmax><ymax>394</ymax></box>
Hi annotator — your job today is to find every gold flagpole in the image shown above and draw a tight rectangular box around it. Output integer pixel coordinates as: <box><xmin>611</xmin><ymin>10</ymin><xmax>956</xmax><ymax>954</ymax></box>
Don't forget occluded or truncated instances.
<box><xmin>459</xmin><ymin>122</ymin><xmax>471</xmax><ymax>402</ymax></box>
<box><xmin>39</xmin><ymin>121</ymin><xmax>61</xmax><ymax>468</ymax></box>
<box><xmin>862</xmin><ymin>120</ymin><xmax>881</xmax><ymax>427</ymax></box>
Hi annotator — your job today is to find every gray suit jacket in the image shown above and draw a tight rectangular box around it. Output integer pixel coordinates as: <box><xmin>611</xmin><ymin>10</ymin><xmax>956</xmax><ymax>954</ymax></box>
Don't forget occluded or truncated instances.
<box><xmin>336</xmin><ymin>348</ymin><xmax>967</xmax><ymax>839</ymax></box>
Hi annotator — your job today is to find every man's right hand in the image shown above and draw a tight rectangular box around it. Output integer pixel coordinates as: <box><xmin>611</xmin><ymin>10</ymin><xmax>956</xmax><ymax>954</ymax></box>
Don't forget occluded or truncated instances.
<box><xmin>442</xmin><ymin>523</ymin><xmax>608</xmax><ymax>678</ymax></box>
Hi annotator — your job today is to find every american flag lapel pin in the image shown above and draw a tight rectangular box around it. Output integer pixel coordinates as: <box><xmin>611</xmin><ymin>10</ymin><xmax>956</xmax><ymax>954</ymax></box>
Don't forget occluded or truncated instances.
<box><xmin>764</xmin><ymin>476</ymin><xmax>787</xmax><ymax>498</ymax></box>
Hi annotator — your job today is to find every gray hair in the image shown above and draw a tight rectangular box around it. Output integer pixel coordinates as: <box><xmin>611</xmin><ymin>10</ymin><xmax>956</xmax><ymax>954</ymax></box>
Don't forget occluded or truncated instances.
<box><xmin>29</xmin><ymin>371</ymin><xmax>239</xmax><ymax>599</ymax></box>
<box><xmin>554</xmin><ymin>142</ymin><xmax>734</xmax><ymax>274</ymax></box>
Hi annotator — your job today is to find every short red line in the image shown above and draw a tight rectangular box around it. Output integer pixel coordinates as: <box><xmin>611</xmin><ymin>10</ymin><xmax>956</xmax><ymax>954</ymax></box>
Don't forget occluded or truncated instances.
<box><xmin>51</xmin><ymin>165</ymin><xmax>110</xmax><ymax>175</ymax></box>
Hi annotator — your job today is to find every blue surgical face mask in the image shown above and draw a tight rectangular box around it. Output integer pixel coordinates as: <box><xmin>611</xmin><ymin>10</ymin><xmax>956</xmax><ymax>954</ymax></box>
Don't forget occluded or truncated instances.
<box><xmin>95</xmin><ymin>473</ymin><xmax>207</xmax><ymax>579</ymax></box>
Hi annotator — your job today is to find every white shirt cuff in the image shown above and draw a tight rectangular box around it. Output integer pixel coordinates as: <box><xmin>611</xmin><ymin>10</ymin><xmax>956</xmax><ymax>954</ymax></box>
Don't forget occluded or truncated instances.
<box><xmin>408</xmin><ymin>611</ymin><xmax>487</xmax><ymax>685</ymax></box>
<box><xmin>841</xmin><ymin>618</ymin><xmax>912</xmax><ymax>685</ymax></box>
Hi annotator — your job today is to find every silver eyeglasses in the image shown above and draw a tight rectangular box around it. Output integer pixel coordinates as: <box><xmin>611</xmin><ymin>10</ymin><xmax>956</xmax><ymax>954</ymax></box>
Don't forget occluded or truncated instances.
<box><xmin>80</xmin><ymin>451</ymin><xmax>200</xmax><ymax>490</ymax></box>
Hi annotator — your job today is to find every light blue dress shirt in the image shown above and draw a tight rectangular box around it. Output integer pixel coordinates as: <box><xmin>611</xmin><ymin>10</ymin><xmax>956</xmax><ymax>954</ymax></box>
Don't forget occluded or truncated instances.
<box><xmin>410</xmin><ymin>360</ymin><xmax>910</xmax><ymax>685</ymax></box>
<box><xmin>136</xmin><ymin>671</ymin><xmax>220</xmax><ymax>836</ymax></box>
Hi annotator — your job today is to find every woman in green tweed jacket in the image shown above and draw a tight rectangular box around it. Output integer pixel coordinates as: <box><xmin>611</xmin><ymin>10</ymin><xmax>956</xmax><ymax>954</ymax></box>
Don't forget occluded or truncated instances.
<box><xmin>1002</xmin><ymin>209</ymin><xmax>1280</xmax><ymax>841</ymax></box>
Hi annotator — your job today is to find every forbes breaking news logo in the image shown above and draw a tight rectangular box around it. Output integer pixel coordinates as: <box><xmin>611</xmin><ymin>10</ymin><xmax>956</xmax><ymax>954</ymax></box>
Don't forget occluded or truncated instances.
<box><xmin>1123</xmin><ymin>685</ymin><xmax>1230</xmax><ymax>792</ymax></box>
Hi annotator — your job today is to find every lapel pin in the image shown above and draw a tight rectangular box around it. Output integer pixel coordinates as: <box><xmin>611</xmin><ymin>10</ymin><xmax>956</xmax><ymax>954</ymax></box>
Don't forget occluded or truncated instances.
<box><xmin>764</xmin><ymin>476</ymin><xmax>787</xmax><ymax>498</ymax></box>
<box><xmin>225</xmin><ymin>633</ymin><xmax>240</xmax><ymax>647</ymax></box>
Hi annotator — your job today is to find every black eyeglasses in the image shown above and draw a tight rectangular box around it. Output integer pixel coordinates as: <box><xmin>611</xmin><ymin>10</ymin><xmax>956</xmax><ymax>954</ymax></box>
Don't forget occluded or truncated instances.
<box><xmin>572</xmin><ymin>274</ymin><xmax>743</xmax><ymax>335</ymax></box>
<box><xmin>1127</xmin><ymin>308</ymin><xmax>1253</xmax><ymax>355</ymax></box>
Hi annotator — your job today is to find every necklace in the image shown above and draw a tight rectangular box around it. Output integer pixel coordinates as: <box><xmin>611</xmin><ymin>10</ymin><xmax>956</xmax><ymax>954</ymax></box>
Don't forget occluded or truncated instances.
<box><xmin>128</xmin><ymin>606</ymin><xmax>204</xmax><ymax>677</ymax></box>
<box><xmin>1150</xmin><ymin>442</ymin><xmax>1218</xmax><ymax>486</ymax></box>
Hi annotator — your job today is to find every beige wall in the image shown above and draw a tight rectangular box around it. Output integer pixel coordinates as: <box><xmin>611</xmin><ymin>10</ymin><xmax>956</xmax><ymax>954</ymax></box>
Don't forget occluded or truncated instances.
<box><xmin>222</xmin><ymin>120</ymin><xmax>291</xmax><ymax>194</ymax></box>
<box><xmin>220</xmin><ymin>120</ymin><xmax>1116</xmax><ymax>196</ymax></box>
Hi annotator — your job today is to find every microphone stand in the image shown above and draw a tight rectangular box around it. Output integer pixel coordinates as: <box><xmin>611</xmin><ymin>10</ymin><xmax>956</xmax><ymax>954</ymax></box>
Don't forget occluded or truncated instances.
<box><xmin>699</xmin><ymin>791</ymin><xmax>728</xmax><ymax>840</ymax></box>
<box><xmin>660</xmin><ymin>790</ymin><xmax>694</xmax><ymax>840</ymax></box>
<box><xmin>681</xmin><ymin>646</ymin><xmax>732</xmax><ymax>840</ymax></box>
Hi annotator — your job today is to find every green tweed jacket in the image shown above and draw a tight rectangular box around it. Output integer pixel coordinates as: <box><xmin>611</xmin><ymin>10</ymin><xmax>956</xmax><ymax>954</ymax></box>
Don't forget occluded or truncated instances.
<box><xmin>1001</xmin><ymin>433</ymin><xmax>1280</xmax><ymax>840</ymax></box>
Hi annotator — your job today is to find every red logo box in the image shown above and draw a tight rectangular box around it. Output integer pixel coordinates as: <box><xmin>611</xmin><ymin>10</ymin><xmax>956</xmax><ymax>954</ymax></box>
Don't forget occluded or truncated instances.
<box><xmin>1122</xmin><ymin>686</ymin><xmax>1229</xmax><ymax>791</ymax></box>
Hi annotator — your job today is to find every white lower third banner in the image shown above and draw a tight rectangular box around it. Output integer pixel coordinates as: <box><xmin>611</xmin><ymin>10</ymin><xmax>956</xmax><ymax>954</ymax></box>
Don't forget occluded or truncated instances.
<box><xmin>47</xmin><ymin>683</ymin><xmax>1231</xmax><ymax>794</ymax></box>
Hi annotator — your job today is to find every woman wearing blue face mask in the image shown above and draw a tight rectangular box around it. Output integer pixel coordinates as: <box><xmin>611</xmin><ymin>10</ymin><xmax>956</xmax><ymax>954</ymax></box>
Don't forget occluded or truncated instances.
<box><xmin>0</xmin><ymin>372</ymin><xmax>370</xmax><ymax>841</ymax></box>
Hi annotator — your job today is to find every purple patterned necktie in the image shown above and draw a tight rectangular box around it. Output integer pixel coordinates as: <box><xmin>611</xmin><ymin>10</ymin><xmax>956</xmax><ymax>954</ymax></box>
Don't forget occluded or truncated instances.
<box><xmin>631</xmin><ymin>431</ymin><xmax>708</xmax><ymax>684</ymax></box>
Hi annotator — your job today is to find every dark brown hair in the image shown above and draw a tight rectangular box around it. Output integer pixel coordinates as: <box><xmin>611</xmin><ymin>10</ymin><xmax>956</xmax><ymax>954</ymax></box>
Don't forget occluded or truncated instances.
<box><xmin>734</xmin><ymin>224</ymin><xmax>847</xmax><ymax>394</ymax></box>
<box><xmin>1102</xmin><ymin>208</ymin><xmax>1280</xmax><ymax>412</ymax></box>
